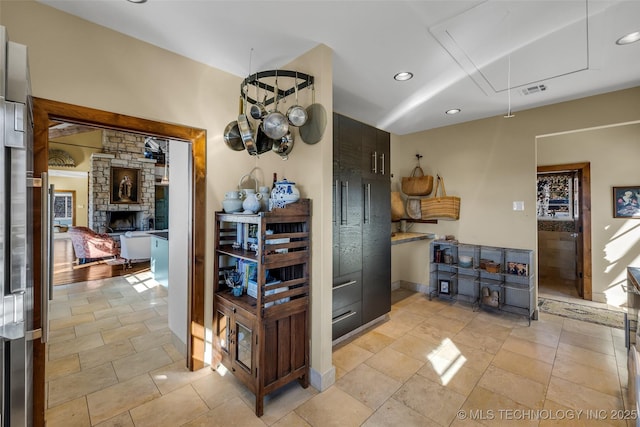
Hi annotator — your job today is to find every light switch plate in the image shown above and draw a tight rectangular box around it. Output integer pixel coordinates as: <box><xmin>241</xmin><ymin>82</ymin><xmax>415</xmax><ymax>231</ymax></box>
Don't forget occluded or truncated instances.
<box><xmin>513</xmin><ymin>201</ymin><xmax>524</xmax><ymax>211</ymax></box>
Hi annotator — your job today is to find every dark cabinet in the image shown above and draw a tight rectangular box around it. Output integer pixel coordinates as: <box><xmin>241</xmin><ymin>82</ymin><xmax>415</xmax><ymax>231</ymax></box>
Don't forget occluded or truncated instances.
<box><xmin>333</xmin><ymin>114</ymin><xmax>363</xmax><ymax>278</ymax></box>
<box><xmin>154</xmin><ymin>185</ymin><xmax>169</xmax><ymax>230</ymax></box>
<box><xmin>362</xmin><ymin>178</ymin><xmax>391</xmax><ymax>323</ymax></box>
<box><xmin>361</xmin><ymin>124</ymin><xmax>390</xmax><ymax>180</ymax></box>
<box><xmin>333</xmin><ymin>113</ymin><xmax>391</xmax><ymax>339</ymax></box>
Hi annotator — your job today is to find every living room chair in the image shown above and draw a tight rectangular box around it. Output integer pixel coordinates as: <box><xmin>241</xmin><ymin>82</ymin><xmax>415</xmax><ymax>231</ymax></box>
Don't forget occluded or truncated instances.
<box><xmin>67</xmin><ymin>226</ymin><xmax>119</xmax><ymax>264</ymax></box>
<box><xmin>119</xmin><ymin>232</ymin><xmax>151</xmax><ymax>269</ymax></box>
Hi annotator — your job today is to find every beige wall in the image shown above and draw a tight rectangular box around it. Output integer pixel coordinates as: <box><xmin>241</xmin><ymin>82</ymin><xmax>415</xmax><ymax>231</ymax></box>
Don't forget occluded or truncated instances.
<box><xmin>2</xmin><ymin>1</ymin><xmax>335</xmax><ymax>388</ymax></box>
<box><xmin>49</xmin><ymin>130</ymin><xmax>103</xmax><ymax>227</ymax></box>
<box><xmin>538</xmin><ymin>123</ymin><xmax>640</xmax><ymax>303</ymax></box>
<box><xmin>391</xmin><ymin>87</ymin><xmax>640</xmax><ymax>303</ymax></box>
<box><xmin>49</xmin><ymin>176</ymin><xmax>87</xmax><ymax>226</ymax></box>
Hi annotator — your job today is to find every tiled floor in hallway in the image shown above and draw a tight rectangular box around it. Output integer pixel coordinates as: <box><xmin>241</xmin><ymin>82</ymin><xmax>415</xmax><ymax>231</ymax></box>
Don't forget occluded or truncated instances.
<box><xmin>46</xmin><ymin>275</ymin><xmax>634</xmax><ymax>426</ymax></box>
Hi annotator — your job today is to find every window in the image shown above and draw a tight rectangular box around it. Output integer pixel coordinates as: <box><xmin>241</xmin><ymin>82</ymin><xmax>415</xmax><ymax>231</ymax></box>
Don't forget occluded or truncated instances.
<box><xmin>536</xmin><ymin>172</ymin><xmax>578</xmax><ymax>220</ymax></box>
<box><xmin>53</xmin><ymin>191</ymin><xmax>74</xmax><ymax>226</ymax></box>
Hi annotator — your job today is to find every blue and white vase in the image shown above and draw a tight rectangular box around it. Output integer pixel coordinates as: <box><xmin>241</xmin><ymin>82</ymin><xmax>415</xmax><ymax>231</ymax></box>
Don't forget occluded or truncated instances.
<box><xmin>271</xmin><ymin>179</ymin><xmax>300</xmax><ymax>206</ymax></box>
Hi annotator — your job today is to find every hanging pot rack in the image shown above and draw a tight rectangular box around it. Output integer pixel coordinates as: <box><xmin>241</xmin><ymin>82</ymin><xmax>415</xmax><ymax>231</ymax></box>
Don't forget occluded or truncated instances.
<box><xmin>240</xmin><ymin>70</ymin><xmax>314</xmax><ymax>108</ymax></box>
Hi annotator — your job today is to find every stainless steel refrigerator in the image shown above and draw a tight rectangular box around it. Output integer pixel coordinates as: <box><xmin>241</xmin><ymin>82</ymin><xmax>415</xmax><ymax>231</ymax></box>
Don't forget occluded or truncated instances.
<box><xmin>0</xmin><ymin>25</ymin><xmax>40</xmax><ymax>426</ymax></box>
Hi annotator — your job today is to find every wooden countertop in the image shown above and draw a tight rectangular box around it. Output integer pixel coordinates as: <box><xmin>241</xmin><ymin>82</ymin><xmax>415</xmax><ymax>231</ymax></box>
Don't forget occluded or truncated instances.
<box><xmin>391</xmin><ymin>232</ymin><xmax>436</xmax><ymax>245</ymax></box>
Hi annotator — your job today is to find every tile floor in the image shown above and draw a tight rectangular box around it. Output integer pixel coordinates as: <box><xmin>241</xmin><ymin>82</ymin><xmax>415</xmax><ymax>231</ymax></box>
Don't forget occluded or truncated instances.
<box><xmin>46</xmin><ymin>273</ymin><xmax>634</xmax><ymax>426</ymax></box>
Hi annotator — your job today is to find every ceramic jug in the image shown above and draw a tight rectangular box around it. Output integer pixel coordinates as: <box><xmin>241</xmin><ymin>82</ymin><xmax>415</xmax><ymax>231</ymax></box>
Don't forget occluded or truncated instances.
<box><xmin>242</xmin><ymin>189</ymin><xmax>262</xmax><ymax>214</ymax></box>
<box><xmin>271</xmin><ymin>179</ymin><xmax>300</xmax><ymax>205</ymax></box>
<box><xmin>222</xmin><ymin>190</ymin><xmax>243</xmax><ymax>213</ymax></box>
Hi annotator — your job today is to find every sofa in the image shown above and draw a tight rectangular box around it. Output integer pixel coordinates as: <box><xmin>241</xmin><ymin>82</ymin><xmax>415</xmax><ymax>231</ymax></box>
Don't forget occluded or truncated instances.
<box><xmin>67</xmin><ymin>226</ymin><xmax>119</xmax><ymax>264</ymax></box>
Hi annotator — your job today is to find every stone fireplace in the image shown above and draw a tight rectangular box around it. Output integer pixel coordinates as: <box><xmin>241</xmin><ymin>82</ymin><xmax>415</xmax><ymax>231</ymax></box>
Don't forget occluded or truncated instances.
<box><xmin>89</xmin><ymin>131</ymin><xmax>157</xmax><ymax>233</ymax></box>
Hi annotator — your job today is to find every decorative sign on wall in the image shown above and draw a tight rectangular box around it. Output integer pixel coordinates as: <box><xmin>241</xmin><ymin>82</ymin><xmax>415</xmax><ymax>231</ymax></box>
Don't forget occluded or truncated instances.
<box><xmin>48</xmin><ymin>149</ymin><xmax>76</xmax><ymax>167</ymax></box>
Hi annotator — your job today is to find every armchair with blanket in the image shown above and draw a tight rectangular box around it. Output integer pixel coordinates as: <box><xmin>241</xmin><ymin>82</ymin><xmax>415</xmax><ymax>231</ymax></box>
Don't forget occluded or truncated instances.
<box><xmin>67</xmin><ymin>226</ymin><xmax>119</xmax><ymax>264</ymax></box>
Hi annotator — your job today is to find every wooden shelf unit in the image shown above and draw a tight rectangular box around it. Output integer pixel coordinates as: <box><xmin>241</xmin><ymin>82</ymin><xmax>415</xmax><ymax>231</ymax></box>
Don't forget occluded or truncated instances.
<box><xmin>212</xmin><ymin>200</ymin><xmax>311</xmax><ymax>416</ymax></box>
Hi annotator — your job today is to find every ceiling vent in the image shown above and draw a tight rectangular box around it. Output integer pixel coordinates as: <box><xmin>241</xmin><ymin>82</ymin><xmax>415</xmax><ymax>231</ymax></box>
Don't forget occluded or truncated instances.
<box><xmin>521</xmin><ymin>84</ymin><xmax>547</xmax><ymax>96</ymax></box>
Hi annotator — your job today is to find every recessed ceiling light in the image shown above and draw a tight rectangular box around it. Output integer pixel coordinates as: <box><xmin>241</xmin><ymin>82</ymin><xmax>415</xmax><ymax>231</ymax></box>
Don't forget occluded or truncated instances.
<box><xmin>616</xmin><ymin>31</ymin><xmax>640</xmax><ymax>45</ymax></box>
<box><xmin>394</xmin><ymin>72</ymin><xmax>413</xmax><ymax>81</ymax></box>
<box><xmin>127</xmin><ymin>0</ymin><xmax>147</xmax><ymax>3</ymax></box>
<box><xmin>445</xmin><ymin>108</ymin><xmax>461</xmax><ymax>115</ymax></box>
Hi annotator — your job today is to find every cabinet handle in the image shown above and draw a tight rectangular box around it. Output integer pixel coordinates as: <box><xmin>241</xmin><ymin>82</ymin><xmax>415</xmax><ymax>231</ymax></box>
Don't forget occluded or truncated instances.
<box><xmin>372</xmin><ymin>151</ymin><xmax>377</xmax><ymax>174</ymax></box>
<box><xmin>363</xmin><ymin>183</ymin><xmax>371</xmax><ymax>224</ymax></box>
<box><xmin>380</xmin><ymin>153</ymin><xmax>385</xmax><ymax>175</ymax></box>
<box><xmin>333</xmin><ymin>280</ymin><xmax>357</xmax><ymax>290</ymax></box>
<box><xmin>341</xmin><ymin>181</ymin><xmax>349</xmax><ymax>225</ymax></box>
<box><xmin>332</xmin><ymin>310</ymin><xmax>357</xmax><ymax>324</ymax></box>
<box><xmin>345</xmin><ymin>181</ymin><xmax>349</xmax><ymax>224</ymax></box>
<box><xmin>334</xmin><ymin>180</ymin><xmax>339</xmax><ymax>225</ymax></box>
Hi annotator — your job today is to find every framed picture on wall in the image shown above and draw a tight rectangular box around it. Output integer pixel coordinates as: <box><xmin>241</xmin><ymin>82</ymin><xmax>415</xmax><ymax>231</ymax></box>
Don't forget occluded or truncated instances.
<box><xmin>439</xmin><ymin>279</ymin><xmax>450</xmax><ymax>295</ymax></box>
<box><xmin>613</xmin><ymin>186</ymin><xmax>640</xmax><ymax>219</ymax></box>
<box><xmin>110</xmin><ymin>167</ymin><xmax>141</xmax><ymax>204</ymax></box>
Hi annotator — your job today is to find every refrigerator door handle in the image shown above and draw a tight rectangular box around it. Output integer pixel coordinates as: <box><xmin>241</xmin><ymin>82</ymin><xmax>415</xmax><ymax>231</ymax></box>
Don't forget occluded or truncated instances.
<box><xmin>38</xmin><ymin>172</ymin><xmax>53</xmax><ymax>343</ymax></box>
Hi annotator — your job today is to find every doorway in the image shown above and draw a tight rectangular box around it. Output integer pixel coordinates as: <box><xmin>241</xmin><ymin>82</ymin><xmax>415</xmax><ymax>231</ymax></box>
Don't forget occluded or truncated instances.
<box><xmin>31</xmin><ymin>98</ymin><xmax>206</xmax><ymax>425</ymax></box>
<box><xmin>537</xmin><ymin>163</ymin><xmax>592</xmax><ymax>301</ymax></box>
<box><xmin>47</xmin><ymin>126</ymin><xmax>174</xmax><ymax>285</ymax></box>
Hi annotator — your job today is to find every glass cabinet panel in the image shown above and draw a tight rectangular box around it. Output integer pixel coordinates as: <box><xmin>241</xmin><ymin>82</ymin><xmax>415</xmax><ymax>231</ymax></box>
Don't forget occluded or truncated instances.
<box><xmin>235</xmin><ymin>321</ymin><xmax>253</xmax><ymax>370</ymax></box>
<box><xmin>215</xmin><ymin>310</ymin><xmax>229</xmax><ymax>354</ymax></box>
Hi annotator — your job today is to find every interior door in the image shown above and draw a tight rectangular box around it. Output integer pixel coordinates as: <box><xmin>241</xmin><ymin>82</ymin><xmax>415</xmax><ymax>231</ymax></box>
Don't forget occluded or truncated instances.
<box><xmin>537</xmin><ymin>163</ymin><xmax>591</xmax><ymax>300</ymax></box>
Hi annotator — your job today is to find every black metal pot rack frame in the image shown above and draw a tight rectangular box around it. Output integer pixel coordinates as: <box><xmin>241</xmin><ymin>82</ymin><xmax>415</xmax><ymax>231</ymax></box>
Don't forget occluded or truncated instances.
<box><xmin>240</xmin><ymin>70</ymin><xmax>314</xmax><ymax>108</ymax></box>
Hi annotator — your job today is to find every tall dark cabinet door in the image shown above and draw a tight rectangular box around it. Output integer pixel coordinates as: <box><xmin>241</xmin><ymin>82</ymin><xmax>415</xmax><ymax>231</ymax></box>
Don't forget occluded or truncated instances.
<box><xmin>361</xmin><ymin>129</ymin><xmax>391</xmax><ymax>323</ymax></box>
<box><xmin>333</xmin><ymin>113</ymin><xmax>390</xmax><ymax>339</ymax></box>
<box><xmin>333</xmin><ymin>113</ymin><xmax>362</xmax><ymax>278</ymax></box>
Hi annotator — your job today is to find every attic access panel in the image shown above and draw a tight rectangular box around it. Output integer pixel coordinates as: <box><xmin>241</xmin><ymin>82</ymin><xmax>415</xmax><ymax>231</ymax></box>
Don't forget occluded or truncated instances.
<box><xmin>430</xmin><ymin>0</ymin><xmax>588</xmax><ymax>94</ymax></box>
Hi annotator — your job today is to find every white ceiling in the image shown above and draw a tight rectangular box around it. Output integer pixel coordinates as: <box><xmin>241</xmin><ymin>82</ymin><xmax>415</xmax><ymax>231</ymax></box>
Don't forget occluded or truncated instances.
<box><xmin>37</xmin><ymin>0</ymin><xmax>640</xmax><ymax>135</ymax></box>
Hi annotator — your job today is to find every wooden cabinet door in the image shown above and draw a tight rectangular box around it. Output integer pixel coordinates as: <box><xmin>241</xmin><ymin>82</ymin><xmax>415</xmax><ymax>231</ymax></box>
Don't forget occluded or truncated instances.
<box><xmin>362</xmin><ymin>178</ymin><xmax>391</xmax><ymax>323</ymax></box>
<box><xmin>333</xmin><ymin>113</ymin><xmax>362</xmax><ymax>278</ymax></box>
<box><xmin>230</xmin><ymin>308</ymin><xmax>255</xmax><ymax>387</ymax></box>
<box><xmin>213</xmin><ymin>306</ymin><xmax>231</xmax><ymax>368</ymax></box>
<box><xmin>361</xmin><ymin>125</ymin><xmax>390</xmax><ymax>180</ymax></box>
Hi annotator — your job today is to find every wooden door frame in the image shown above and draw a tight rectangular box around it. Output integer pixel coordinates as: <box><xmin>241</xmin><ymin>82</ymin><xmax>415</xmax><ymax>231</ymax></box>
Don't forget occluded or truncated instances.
<box><xmin>537</xmin><ymin>162</ymin><xmax>592</xmax><ymax>300</ymax></box>
<box><xmin>31</xmin><ymin>98</ymin><xmax>207</xmax><ymax>426</ymax></box>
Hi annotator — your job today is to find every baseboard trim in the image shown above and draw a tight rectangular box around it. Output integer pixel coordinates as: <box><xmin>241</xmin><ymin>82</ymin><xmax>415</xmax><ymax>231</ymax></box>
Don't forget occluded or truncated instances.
<box><xmin>397</xmin><ymin>280</ymin><xmax>429</xmax><ymax>294</ymax></box>
<box><xmin>309</xmin><ymin>365</ymin><xmax>335</xmax><ymax>392</ymax></box>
